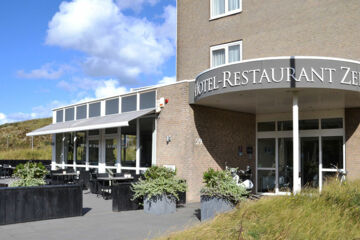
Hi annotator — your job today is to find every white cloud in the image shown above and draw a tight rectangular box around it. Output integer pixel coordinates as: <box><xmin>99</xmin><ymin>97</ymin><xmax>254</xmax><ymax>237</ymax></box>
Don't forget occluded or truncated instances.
<box><xmin>57</xmin><ymin>77</ymin><xmax>128</xmax><ymax>100</ymax></box>
<box><xmin>0</xmin><ymin>113</ymin><xmax>7</xmax><ymax>125</ymax></box>
<box><xmin>46</xmin><ymin>0</ymin><xmax>176</xmax><ymax>81</ymax></box>
<box><xmin>17</xmin><ymin>63</ymin><xmax>71</xmax><ymax>79</ymax></box>
<box><xmin>94</xmin><ymin>79</ymin><xmax>127</xmax><ymax>98</ymax></box>
<box><xmin>158</xmin><ymin>76</ymin><xmax>176</xmax><ymax>85</ymax></box>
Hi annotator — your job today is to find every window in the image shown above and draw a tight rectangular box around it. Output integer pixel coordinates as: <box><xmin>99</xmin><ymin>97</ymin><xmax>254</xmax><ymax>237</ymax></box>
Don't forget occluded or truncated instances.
<box><xmin>56</xmin><ymin>110</ymin><xmax>63</xmax><ymax>123</ymax></box>
<box><xmin>140</xmin><ymin>91</ymin><xmax>156</xmax><ymax>110</ymax></box>
<box><xmin>122</xmin><ymin>95</ymin><xmax>137</xmax><ymax>113</ymax></box>
<box><xmin>75</xmin><ymin>132</ymin><xmax>86</xmax><ymax>165</ymax></box>
<box><xmin>65</xmin><ymin>108</ymin><xmax>74</xmax><ymax>122</ymax></box>
<box><xmin>210</xmin><ymin>41</ymin><xmax>242</xmax><ymax>67</ymax></box>
<box><xmin>121</xmin><ymin>120</ymin><xmax>137</xmax><ymax>167</ymax></box>
<box><xmin>257</xmin><ymin>122</ymin><xmax>275</xmax><ymax>132</ymax></box>
<box><xmin>89</xmin><ymin>102</ymin><xmax>101</xmax><ymax>118</ymax></box>
<box><xmin>76</xmin><ymin>105</ymin><xmax>87</xmax><ymax>120</ymax></box>
<box><xmin>211</xmin><ymin>0</ymin><xmax>242</xmax><ymax>19</ymax></box>
<box><xmin>106</xmin><ymin>98</ymin><xmax>119</xmax><ymax>115</ymax></box>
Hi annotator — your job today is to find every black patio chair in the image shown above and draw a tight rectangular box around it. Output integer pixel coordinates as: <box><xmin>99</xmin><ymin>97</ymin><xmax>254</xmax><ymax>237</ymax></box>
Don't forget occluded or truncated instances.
<box><xmin>96</xmin><ymin>173</ymin><xmax>112</xmax><ymax>199</ymax></box>
<box><xmin>89</xmin><ymin>173</ymin><xmax>100</xmax><ymax>194</ymax></box>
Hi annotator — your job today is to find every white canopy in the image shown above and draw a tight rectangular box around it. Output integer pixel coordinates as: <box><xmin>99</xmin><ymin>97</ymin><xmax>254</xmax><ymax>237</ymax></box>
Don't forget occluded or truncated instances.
<box><xmin>27</xmin><ymin>108</ymin><xmax>155</xmax><ymax>136</ymax></box>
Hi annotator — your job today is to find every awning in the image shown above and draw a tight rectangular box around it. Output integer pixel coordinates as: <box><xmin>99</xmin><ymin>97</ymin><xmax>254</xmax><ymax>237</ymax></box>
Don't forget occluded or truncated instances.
<box><xmin>27</xmin><ymin>108</ymin><xmax>155</xmax><ymax>137</ymax></box>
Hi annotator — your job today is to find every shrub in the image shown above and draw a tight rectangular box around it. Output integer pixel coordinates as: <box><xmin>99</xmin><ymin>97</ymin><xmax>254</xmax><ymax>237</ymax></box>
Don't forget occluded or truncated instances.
<box><xmin>200</xmin><ymin>168</ymin><xmax>248</xmax><ymax>203</ymax></box>
<box><xmin>10</xmin><ymin>162</ymin><xmax>48</xmax><ymax>187</ymax></box>
<box><xmin>132</xmin><ymin>166</ymin><xmax>187</xmax><ymax>200</ymax></box>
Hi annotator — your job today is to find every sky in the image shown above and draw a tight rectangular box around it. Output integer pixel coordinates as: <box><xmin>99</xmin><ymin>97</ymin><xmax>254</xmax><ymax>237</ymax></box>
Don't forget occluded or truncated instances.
<box><xmin>0</xmin><ymin>0</ymin><xmax>177</xmax><ymax>124</ymax></box>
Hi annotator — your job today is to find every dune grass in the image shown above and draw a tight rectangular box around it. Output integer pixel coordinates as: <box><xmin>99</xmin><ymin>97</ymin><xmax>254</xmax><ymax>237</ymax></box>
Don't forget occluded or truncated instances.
<box><xmin>158</xmin><ymin>180</ymin><xmax>360</xmax><ymax>240</ymax></box>
<box><xmin>0</xmin><ymin>118</ymin><xmax>52</xmax><ymax>160</ymax></box>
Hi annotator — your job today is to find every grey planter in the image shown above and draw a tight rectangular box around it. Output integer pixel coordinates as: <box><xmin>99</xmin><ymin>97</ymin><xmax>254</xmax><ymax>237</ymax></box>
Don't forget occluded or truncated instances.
<box><xmin>201</xmin><ymin>196</ymin><xmax>235</xmax><ymax>221</ymax></box>
<box><xmin>144</xmin><ymin>194</ymin><xmax>176</xmax><ymax>215</ymax></box>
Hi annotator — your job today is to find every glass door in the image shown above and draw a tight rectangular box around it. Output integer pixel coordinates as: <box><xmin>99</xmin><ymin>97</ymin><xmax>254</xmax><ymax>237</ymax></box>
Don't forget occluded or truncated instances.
<box><xmin>300</xmin><ymin>137</ymin><xmax>319</xmax><ymax>188</ymax></box>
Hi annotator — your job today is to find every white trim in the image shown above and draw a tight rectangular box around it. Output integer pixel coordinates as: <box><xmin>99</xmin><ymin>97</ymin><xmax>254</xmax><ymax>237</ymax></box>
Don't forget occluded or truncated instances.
<box><xmin>210</xmin><ymin>40</ymin><xmax>243</xmax><ymax>68</ymax></box>
<box><xmin>27</xmin><ymin>121</ymin><xmax>129</xmax><ymax>136</ymax></box>
<box><xmin>210</xmin><ymin>0</ymin><xmax>242</xmax><ymax>20</ymax></box>
<box><xmin>256</xmin><ymin>110</ymin><xmax>345</xmax><ymax>195</ymax></box>
<box><xmin>52</xmin><ymin>80</ymin><xmax>194</xmax><ymax>111</ymax></box>
<box><xmin>196</xmin><ymin>56</ymin><xmax>360</xmax><ymax>80</ymax></box>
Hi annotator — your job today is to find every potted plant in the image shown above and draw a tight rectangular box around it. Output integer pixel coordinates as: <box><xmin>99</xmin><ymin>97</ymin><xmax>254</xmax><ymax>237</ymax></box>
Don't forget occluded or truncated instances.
<box><xmin>10</xmin><ymin>162</ymin><xmax>48</xmax><ymax>187</ymax></box>
<box><xmin>131</xmin><ymin>166</ymin><xmax>187</xmax><ymax>215</ymax></box>
<box><xmin>200</xmin><ymin>168</ymin><xmax>247</xmax><ymax>221</ymax></box>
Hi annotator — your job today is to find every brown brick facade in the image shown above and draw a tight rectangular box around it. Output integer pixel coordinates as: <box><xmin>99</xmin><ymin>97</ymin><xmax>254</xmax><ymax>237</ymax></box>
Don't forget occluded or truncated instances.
<box><xmin>345</xmin><ymin>108</ymin><xmax>360</xmax><ymax>180</ymax></box>
<box><xmin>177</xmin><ymin>0</ymin><xmax>360</xmax><ymax>81</ymax></box>
<box><xmin>156</xmin><ymin>82</ymin><xmax>255</xmax><ymax>202</ymax></box>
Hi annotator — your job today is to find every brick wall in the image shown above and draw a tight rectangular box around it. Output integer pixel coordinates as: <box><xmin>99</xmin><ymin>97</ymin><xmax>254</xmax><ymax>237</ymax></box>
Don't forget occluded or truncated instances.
<box><xmin>345</xmin><ymin>108</ymin><xmax>360</xmax><ymax>180</ymax></box>
<box><xmin>156</xmin><ymin>82</ymin><xmax>256</xmax><ymax>202</ymax></box>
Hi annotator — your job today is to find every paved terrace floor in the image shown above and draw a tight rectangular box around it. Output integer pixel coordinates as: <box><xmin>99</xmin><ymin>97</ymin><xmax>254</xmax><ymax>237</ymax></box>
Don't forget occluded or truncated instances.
<box><xmin>0</xmin><ymin>190</ymin><xmax>201</xmax><ymax>240</ymax></box>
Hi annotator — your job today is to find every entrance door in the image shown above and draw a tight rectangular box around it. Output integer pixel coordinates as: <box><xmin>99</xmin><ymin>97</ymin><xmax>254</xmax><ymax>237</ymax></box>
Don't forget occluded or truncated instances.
<box><xmin>300</xmin><ymin>137</ymin><xmax>319</xmax><ymax>188</ymax></box>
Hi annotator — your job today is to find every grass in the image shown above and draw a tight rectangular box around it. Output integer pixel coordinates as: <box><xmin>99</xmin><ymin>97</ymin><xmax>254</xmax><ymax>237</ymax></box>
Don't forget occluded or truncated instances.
<box><xmin>0</xmin><ymin>118</ymin><xmax>52</xmax><ymax>160</ymax></box>
<box><xmin>158</xmin><ymin>179</ymin><xmax>360</xmax><ymax>240</ymax></box>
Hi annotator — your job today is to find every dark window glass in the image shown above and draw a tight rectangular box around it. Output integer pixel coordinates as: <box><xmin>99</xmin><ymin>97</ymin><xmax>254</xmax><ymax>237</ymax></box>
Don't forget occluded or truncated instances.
<box><xmin>65</xmin><ymin>108</ymin><xmax>75</xmax><ymax>121</ymax></box>
<box><xmin>89</xmin><ymin>130</ymin><xmax>99</xmax><ymax>136</ymax></box>
<box><xmin>277</xmin><ymin>121</ymin><xmax>292</xmax><ymax>131</ymax></box>
<box><xmin>257</xmin><ymin>138</ymin><xmax>275</xmax><ymax>168</ymax></box>
<box><xmin>140</xmin><ymin>91</ymin><xmax>156</xmax><ymax>110</ymax></box>
<box><xmin>258</xmin><ymin>122</ymin><xmax>275</xmax><ymax>132</ymax></box>
<box><xmin>64</xmin><ymin>133</ymin><xmax>74</xmax><ymax>165</ymax></box>
<box><xmin>257</xmin><ymin>170</ymin><xmax>276</xmax><ymax>193</ymax></box>
<box><xmin>89</xmin><ymin>102</ymin><xmax>101</xmax><ymax>118</ymax></box>
<box><xmin>56</xmin><ymin>134</ymin><xmax>62</xmax><ymax>164</ymax></box>
<box><xmin>89</xmin><ymin>140</ymin><xmax>99</xmax><ymax>166</ymax></box>
<box><xmin>121</xmin><ymin>120</ymin><xmax>136</xmax><ymax>167</ymax></box>
<box><xmin>106</xmin><ymin>98</ymin><xmax>119</xmax><ymax>115</ymax></box>
<box><xmin>56</xmin><ymin>110</ymin><xmax>63</xmax><ymax>123</ymax></box>
<box><xmin>76</xmin><ymin>105</ymin><xmax>87</xmax><ymax>120</ymax></box>
<box><xmin>140</xmin><ymin>118</ymin><xmax>154</xmax><ymax>167</ymax></box>
<box><xmin>321</xmin><ymin>118</ymin><xmax>343</xmax><ymax>129</ymax></box>
<box><xmin>299</xmin><ymin>119</ymin><xmax>319</xmax><ymax>130</ymax></box>
<box><xmin>105</xmin><ymin>139</ymin><xmax>117</xmax><ymax>166</ymax></box>
<box><xmin>322</xmin><ymin>136</ymin><xmax>343</xmax><ymax>169</ymax></box>
<box><xmin>105</xmin><ymin>128</ymin><xmax>118</xmax><ymax>134</ymax></box>
<box><xmin>278</xmin><ymin>138</ymin><xmax>293</xmax><ymax>192</ymax></box>
<box><xmin>75</xmin><ymin>132</ymin><xmax>86</xmax><ymax>165</ymax></box>
<box><xmin>122</xmin><ymin>95</ymin><xmax>137</xmax><ymax>113</ymax></box>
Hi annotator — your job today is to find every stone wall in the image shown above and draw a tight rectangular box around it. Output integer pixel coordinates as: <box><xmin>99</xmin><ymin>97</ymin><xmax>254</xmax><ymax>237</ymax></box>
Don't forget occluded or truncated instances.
<box><xmin>177</xmin><ymin>0</ymin><xmax>360</xmax><ymax>81</ymax></box>
<box><xmin>345</xmin><ymin>108</ymin><xmax>360</xmax><ymax>180</ymax></box>
<box><xmin>156</xmin><ymin>82</ymin><xmax>256</xmax><ymax>202</ymax></box>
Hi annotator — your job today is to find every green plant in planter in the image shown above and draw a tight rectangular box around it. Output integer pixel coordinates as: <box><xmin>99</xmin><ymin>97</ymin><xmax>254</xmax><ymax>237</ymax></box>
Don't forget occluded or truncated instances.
<box><xmin>131</xmin><ymin>166</ymin><xmax>187</xmax><ymax>200</ymax></box>
<box><xmin>10</xmin><ymin>162</ymin><xmax>48</xmax><ymax>187</ymax></box>
<box><xmin>201</xmin><ymin>168</ymin><xmax>248</xmax><ymax>203</ymax></box>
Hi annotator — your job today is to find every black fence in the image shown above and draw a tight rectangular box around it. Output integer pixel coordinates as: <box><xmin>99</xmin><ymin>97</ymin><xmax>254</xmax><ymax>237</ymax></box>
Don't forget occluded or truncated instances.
<box><xmin>0</xmin><ymin>160</ymin><xmax>51</xmax><ymax>167</ymax></box>
<box><xmin>0</xmin><ymin>184</ymin><xmax>82</xmax><ymax>225</ymax></box>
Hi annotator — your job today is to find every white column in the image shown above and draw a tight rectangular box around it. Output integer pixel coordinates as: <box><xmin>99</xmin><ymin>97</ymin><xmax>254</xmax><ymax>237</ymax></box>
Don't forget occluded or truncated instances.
<box><xmin>51</xmin><ymin>134</ymin><xmax>56</xmax><ymax>170</ymax></box>
<box><xmin>293</xmin><ymin>93</ymin><xmax>301</xmax><ymax>194</ymax></box>
<box><xmin>136</xmin><ymin>118</ymin><xmax>140</xmax><ymax>174</ymax></box>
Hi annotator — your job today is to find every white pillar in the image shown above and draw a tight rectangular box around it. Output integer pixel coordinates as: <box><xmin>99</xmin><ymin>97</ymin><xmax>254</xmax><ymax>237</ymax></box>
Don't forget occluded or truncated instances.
<box><xmin>136</xmin><ymin>118</ymin><xmax>140</xmax><ymax>174</ymax></box>
<box><xmin>293</xmin><ymin>93</ymin><xmax>301</xmax><ymax>194</ymax></box>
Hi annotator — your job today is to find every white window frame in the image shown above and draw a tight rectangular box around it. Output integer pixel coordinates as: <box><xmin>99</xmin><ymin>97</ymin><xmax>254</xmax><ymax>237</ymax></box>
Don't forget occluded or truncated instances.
<box><xmin>210</xmin><ymin>40</ymin><xmax>243</xmax><ymax>68</ymax></box>
<box><xmin>210</xmin><ymin>0</ymin><xmax>242</xmax><ymax>20</ymax></box>
<box><xmin>255</xmin><ymin>111</ymin><xmax>345</xmax><ymax>195</ymax></box>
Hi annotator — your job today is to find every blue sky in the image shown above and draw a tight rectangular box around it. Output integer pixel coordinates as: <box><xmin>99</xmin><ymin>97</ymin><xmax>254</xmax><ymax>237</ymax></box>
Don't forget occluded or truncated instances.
<box><xmin>0</xmin><ymin>0</ymin><xmax>176</xmax><ymax>124</ymax></box>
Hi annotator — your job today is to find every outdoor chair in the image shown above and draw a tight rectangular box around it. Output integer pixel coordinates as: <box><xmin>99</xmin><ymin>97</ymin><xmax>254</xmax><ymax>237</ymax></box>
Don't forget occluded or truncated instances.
<box><xmin>96</xmin><ymin>173</ymin><xmax>112</xmax><ymax>199</ymax></box>
<box><xmin>89</xmin><ymin>173</ymin><xmax>100</xmax><ymax>194</ymax></box>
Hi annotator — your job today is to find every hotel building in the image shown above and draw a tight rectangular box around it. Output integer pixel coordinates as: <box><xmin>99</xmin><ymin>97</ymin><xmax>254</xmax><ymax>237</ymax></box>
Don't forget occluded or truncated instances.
<box><xmin>28</xmin><ymin>0</ymin><xmax>360</xmax><ymax>202</ymax></box>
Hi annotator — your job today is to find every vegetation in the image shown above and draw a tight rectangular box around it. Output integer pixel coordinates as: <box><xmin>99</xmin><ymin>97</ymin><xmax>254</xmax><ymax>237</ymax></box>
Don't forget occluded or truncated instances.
<box><xmin>0</xmin><ymin>118</ymin><xmax>52</xmax><ymax>160</ymax></box>
<box><xmin>131</xmin><ymin>166</ymin><xmax>187</xmax><ymax>200</ymax></box>
<box><xmin>201</xmin><ymin>168</ymin><xmax>248</xmax><ymax>203</ymax></box>
<box><xmin>10</xmin><ymin>162</ymin><xmax>48</xmax><ymax>187</ymax></box>
<box><xmin>158</xmin><ymin>179</ymin><xmax>360</xmax><ymax>240</ymax></box>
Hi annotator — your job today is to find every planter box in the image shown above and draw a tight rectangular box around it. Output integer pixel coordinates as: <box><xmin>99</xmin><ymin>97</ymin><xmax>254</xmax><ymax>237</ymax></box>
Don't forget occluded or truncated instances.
<box><xmin>0</xmin><ymin>184</ymin><xmax>82</xmax><ymax>225</ymax></box>
<box><xmin>112</xmin><ymin>182</ymin><xmax>141</xmax><ymax>212</ymax></box>
<box><xmin>201</xmin><ymin>196</ymin><xmax>235</xmax><ymax>221</ymax></box>
<box><xmin>144</xmin><ymin>194</ymin><xmax>176</xmax><ymax>215</ymax></box>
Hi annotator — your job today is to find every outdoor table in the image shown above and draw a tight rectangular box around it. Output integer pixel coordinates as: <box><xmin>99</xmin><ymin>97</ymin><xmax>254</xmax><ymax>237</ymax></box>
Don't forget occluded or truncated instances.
<box><xmin>96</xmin><ymin>177</ymin><xmax>134</xmax><ymax>199</ymax></box>
<box><xmin>52</xmin><ymin>172</ymin><xmax>78</xmax><ymax>184</ymax></box>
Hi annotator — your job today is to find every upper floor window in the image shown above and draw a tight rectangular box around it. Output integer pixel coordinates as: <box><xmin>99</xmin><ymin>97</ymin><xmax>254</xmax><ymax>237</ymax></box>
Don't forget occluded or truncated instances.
<box><xmin>210</xmin><ymin>40</ymin><xmax>242</xmax><ymax>68</ymax></box>
<box><xmin>211</xmin><ymin>0</ymin><xmax>242</xmax><ymax>19</ymax></box>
